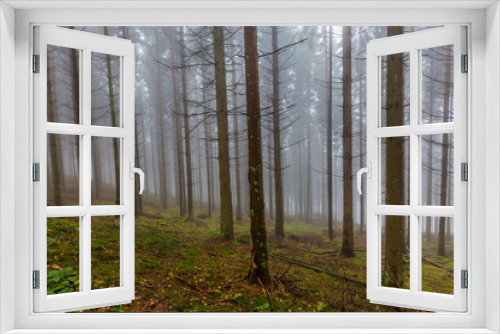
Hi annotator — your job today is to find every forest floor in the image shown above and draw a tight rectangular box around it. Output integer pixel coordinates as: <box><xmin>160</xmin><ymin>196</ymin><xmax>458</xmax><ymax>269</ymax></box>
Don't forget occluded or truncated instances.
<box><xmin>47</xmin><ymin>205</ymin><xmax>454</xmax><ymax>313</ymax></box>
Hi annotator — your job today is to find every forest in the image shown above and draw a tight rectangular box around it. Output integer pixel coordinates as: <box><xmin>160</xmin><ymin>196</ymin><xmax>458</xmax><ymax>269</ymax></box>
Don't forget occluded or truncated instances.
<box><xmin>46</xmin><ymin>26</ymin><xmax>454</xmax><ymax>312</ymax></box>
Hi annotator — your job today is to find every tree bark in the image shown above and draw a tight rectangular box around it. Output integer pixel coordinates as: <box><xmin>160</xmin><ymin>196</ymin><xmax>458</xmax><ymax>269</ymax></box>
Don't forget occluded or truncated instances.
<box><xmin>271</xmin><ymin>27</ymin><xmax>285</xmax><ymax>238</ymax></box>
<box><xmin>179</xmin><ymin>27</ymin><xmax>194</xmax><ymax>221</ymax></box>
<box><xmin>202</xmin><ymin>65</ymin><xmax>213</xmax><ymax>217</ymax></box>
<box><xmin>244</xmin><ymin>26</ymin><xmax>270</xmax><ymax>285</ymax></box>
<box><xmin>341</xmin><ymin>26</ymin><xmax>355</xmax><ymax>258</ymax></box>
<box><xmin>326</xmin><ymin>26</ymin><xmax>334</xmax><ymax>240</ymax></box>
<box><xmin>383</xmin><ymin>26</ymin><xmax>406</xmax><ymax>287</ymax></box>
<box><xmin>438</xmin><ymin>46</ymin><xmax>452</xmax><ymax>257</ymax></box>
<box><xmin>103</xmin><ymin>27</ymin><xmax>121</xmax><ymax>206</ymax></box>
<box><xmin>213</xmin><ymin>26</ymin><xmax>234</xmax><ymax>241</ymax></box>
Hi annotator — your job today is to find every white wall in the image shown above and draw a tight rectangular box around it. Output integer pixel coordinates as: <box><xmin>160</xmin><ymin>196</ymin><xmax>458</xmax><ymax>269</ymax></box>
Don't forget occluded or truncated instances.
<box><xmin>0</xmin><ymin>2</ymin><xmax>16</xmax><ymax>333</ymax></box>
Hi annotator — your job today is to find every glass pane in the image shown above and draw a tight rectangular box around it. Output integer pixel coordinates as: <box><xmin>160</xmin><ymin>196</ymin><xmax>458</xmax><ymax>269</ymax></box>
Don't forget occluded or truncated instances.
<box><xmin>91</xmin><ymin>137</ymin><xmax>121</xmax><ymax>205</ymax></box>
<box><xmin>421</xmin><ymin>134</ymin><xmax>454</xmax><ymax>206</ymax></box>
<box><xmin>421</xmin><ymin>45</ymin><xmax>454</xmax><ymax>124</ymax></box>
<box><xmin>380</xmin><ymin>137</ymin><xmax>410</xmax><ymax>205</ymax></box>
<box><xmin>91</xmin><ymin>216</ymin><xmax>120</xmax><ymax>290</ymax></box>
<box><xmin>421</xmin><ymin>217</ymin><xmax>454</xmax><ymax>294</ymax></box>
<box><xmin>381</xmin><ymin>215</ymin><xmax>410</xmax><ymax>289</ymax></box>
<box><xmin>47</xmin><ymin>217</ymin><xmax>80</xmax><ymax>295</ymax></box>
<box><xmin>91</xmin><ymin>52</ymin><xmax>121</xmax><ymax>127</ymax></box>
<box><xmin>47</xmin><ymin>134</ymin><xmax>80</xmax><ymax>206</ymax></box>
<box><xmin>380</xmin><ymin>52</ymin><xmax>410</xmax><ymax>127</ymax></box>
<box><xmin>47</xmin><ymin>45</ymin><xmax>80</xmax><ymax>124</ymax></box>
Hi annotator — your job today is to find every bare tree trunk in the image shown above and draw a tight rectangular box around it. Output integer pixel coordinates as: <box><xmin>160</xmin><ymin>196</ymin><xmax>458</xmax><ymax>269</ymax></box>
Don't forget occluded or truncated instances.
<box><xmin>325</xmin><ymin>26</ymin><xmax>334</xmax><ymax>240</ymax></box>
<box><xmin>103</xmin><ymin>27</ymin><xmax>121</xmax><ymax>206</ymax></box>
<box><xmin>202</xmin><ymin>65</ymin><xmax>212</xmax><ymax>217</ymax></box>
<box><xmin>306</xmin><ymin>81</ymin><xmax>312</xmax><ymax>224</ymax></box>
<box><xmin>244</xmin><ymin>26</ymin><xmax>270</xmax><ymax>285</ymax></box>
<box><xmin>426</xmin><ymin>59</ymin><xmax>435</xmax><ymax>242</ymax></box>
<box><xmin>179</xmin><ymin>27</ymin><xmax>194</xmax><ymax>221</ymax></box>
<box><xmin>170</xmin><ymin>27</ymin><xmax>187</xmax><ymax>216</ymax></box>
<box><xmin>438</xmin><ymin>46</ymin><xmax>452</xmax><ymax>257</ymax></box>
<box><xmin>196</xmin><ymin>120</ymin><xmax>204</xmax><ymax>207</ymax></box>
<box><xmin>341</xmin><ymin>26</ymin><xmax>355</xmax><ymax>258</ymax></box>
<box><xmin>231</xmin><ymin>35</ymin><xmax>243</xmax><ymax>221</ymax></box>
<box><xmin>272</xmin><ymin>26</ymin><xmax>285</xmax><ymax>238</ymax></box>
<box><xmin>383</xmin><ymin>26</ymin><xmax>405</xmax><ymax>287</ymax></box>
<box><xmin>267</xmin><ymin>129</ymin><xmax>274</xmax><ymax>220</ymax></box>
<box><xmin>68</xmin><ymin>27</ymin><xmax>80</xmax><ymax>163</ymax></box>
<box><xmin>47</xmin><ymin>50</ymin><xmax>63</xmax><ymax>206</ymax></box>
<box><xmin>213</xmin><ymin>26</ymin><xmax>234</xmax><ymax>241</ymax></box>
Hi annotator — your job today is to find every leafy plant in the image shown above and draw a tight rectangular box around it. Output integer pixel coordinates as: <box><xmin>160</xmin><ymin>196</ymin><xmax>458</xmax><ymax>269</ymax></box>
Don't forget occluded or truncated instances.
<box><xmin>47</xmin><ymin>267</ymin><xmax>78</xmax><ymax>295</ymax></box>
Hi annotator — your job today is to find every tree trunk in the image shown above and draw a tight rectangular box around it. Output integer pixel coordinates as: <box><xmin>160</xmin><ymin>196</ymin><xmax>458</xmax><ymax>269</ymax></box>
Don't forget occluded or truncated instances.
<box><xmin>426</xmin><ymin>58</ymin><xmax>435</xmax><ymax>242</ymax></box>
<box><xmin>47</xmin><ymin>49</ymin><xmax>63</xmax><ymax>206</ymax></box>
<box><xmin>267</xmin><ymin>128</ymin><xmax>274</xmax><ymax>220</ymax></box>
<box><xmin>103</xmin><ymin>27</ymin><xmax>121</xmax><ymax>206</ymax></box>
<box><xmin>213</xmin><ymin>26</ymin><xmax>234</xmax><ymax>241</ymax></box>
<box><xmin>179</xmin><ymin>27</ymin><xmax>194</xmax><ymax>221</ymax></box>
<box><xmin>383</xmin><ymin>26</ymin><xmax>406</xmax><ymax>287</ymax></box>
<box><xmin>326</xmin><ymin>26</ymin><xmax>334</xmax><ymax>240</ymax></box>
<box><xmin>438</xmin><ymin>46</ymin><xmax>452</xmax><ymax>257</ymax></box>
<box><xmin>271</xmin><ymin>27</ymin><xmax>285</xmax><ymax>238</ymax></box>
<box><xmin>68</xmin><ymin>27</ymin><xmax>80</xmax><ymax>162</ymax></box>
<box><xmin>244</xmin><ymin>26</ymin><xmax>270</xmax><ymax>286</ymax></box>
<box><xmin>231</xmin><ymin>34</ymin><xmax>243</xmax><ymax>221</ymax></box>
<box><xmin>341</xmin><ymin>26</ymin><xmax>355</xmax><ymax>258</ymax></box>
<box><xmin>306</xmin><ymin>81</ymin><xmax>312</xmax><ymax>225</ymax></box>
<box><xmin>202</xmin><ymin>65</ymin><xmax>212</xmax><ymax>217</ymax></box>
<box><xmin>170</xmin><ymin>27</ymin><xmax>187</xmax><ymax>217</ymax></box>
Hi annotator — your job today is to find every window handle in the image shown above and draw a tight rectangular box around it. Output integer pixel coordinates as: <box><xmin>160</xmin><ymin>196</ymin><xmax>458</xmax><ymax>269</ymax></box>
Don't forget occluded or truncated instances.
<box><xmin>129</xmin><ymin>162</ymin><xmax>145</xmax><ymax>195</ymax></box>
<box><xmin>357</xmin><ymin>162</ymin><xmax>371</xmax><ymax>195</ymax></box>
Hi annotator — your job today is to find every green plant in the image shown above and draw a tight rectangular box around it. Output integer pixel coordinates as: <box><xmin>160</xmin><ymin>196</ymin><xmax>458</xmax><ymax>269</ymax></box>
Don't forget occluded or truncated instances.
<box><xmin>47</xmin><ymin>267</ymin><xmax>78</xmax><ymax>295</ymax></box>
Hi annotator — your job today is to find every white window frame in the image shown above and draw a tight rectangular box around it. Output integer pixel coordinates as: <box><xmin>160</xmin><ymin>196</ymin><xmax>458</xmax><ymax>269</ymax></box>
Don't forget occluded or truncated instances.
<box><xmin>0</xmin><ymin>1</ymin><xmax>498</xmax><ymax>333</ymax></box>
<box><xmin>33</xmin><ymin>25</ymin><xmax>136</xmax><ymax>313</ymax></box>
<box><xmin>365</xmin><ymin>26</ymin><xmax>467</xmax><ymax>312</ymax></box>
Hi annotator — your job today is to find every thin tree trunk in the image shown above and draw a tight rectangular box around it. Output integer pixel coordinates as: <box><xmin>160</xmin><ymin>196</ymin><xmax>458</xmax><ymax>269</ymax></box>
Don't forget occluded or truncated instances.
<box><xmin>426</xmin><ymin>58</ymin><xmax>435</xmax><ymax>242</ymax></box>
<box><xmin>341</xmin><ymin>26</ymin><xmax>355</xmax><ymax>258</ymax></box>
<box><xmin>202</xmin><ymin>65</ymin><xmax>213</xmax><ymax>217</ymax></box>
<box><xmin>383</xmin><ymin>26</ymin><xmax>406</xmax><ymax>287</ymax></box>
<box><xmin>103</xmin><ymin>27</ymin><xmax>121</xmax><ymax>206</ymax></box>
<box><xmin>213</xmin><ymin>26</ymin><xmax>234</xmax><ymax>240</ymax></box>
<box><xmin>179</xmin><ymin>27</ymin><xmax>194</xmax><ymax>221</ymax></box>
<box><xmin>244</xmin><ymin>26</ymin><xmax>270</xmax><ymax>286</ymax></box>
<box><xmin>267</xmin><ymin>128</ymin><xmax>274</xmax><ymax>220</ymax></box>
<box><xmin>170</xmin><ymin>27</ymin><xmax>187</xmax><ymax>216</ymax></box>
<box><xmin>306</xmin><ymin>81</ymin><xmax>312</xmax><ymax>224</ymax></box>
<box><xmin>438</xmin><ymin>46</ymin><xmax>452</xmax><ymax>257</ymax></box>
<box><xmin>326</xmin><ymin>26</ymin><xmax>334</xmax><ymax>240</ymax></box>
<box><xmin>272</xmin><ymin>26</ymin><xmax>285</xmax><ymax>238</ymax></box>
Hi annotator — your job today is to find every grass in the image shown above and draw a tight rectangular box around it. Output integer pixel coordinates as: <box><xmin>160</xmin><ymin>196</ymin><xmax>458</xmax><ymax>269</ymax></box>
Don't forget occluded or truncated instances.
<box><xmin>46</xmin><ymin>204</ymin><xmax>454</xmax><ymax>312</ymax></box>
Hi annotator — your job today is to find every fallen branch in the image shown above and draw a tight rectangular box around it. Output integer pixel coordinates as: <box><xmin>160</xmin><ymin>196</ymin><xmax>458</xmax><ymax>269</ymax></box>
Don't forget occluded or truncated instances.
<box><xmin>270</xmin><ymin>254</ymin><xmax>366</xmax><ymax>287</ymax></box>
<box><xmin>422</xmin><ymin>257</ymin><xmax>453</xmax><ymax>273</ymax></box>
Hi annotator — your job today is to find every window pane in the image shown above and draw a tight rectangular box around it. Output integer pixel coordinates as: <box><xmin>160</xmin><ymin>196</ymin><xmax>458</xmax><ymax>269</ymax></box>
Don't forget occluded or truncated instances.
<box><xmin>381</xmin><ymin>215</ymin><xmax>410</xmax><ymax>289</ymax></box>
<box><xmin>421</xmin><ymin>217</ymin><xmax>454</xmax><ymax>294</ymax></box>
<box><xmin>91</xmin><ymin>137</ymin><xmax>121</xmax><ymax>205</ymax></box>
<box><xmin>47</xmin><ymin>134</ymin><xmax>80</xmax><ymax>206</ymax></box>
<box><xmin>421</xmin><ymin>45</ymin><xmax>454</xmax><ymax>124</ymax></box>
<box><xmin>91</xmin><ymin>52</ymin><xmax>121</xmax><ymax>127</ymax></box>
<box><xmin>91</xmin><ymin>216</ymin><xmax>120</xmax><ymax>290</ymax></box>
<box><xmin>47</xmin><ymin>45</ymin><xmax>80</xmax><ymax>124</ymax></box>
<box><xmin>421</xmin><ymin>134</ymin><xmax>454</xmax><ymax>206</ymax></box>
<box><xmin>47</xmin><ymin>217</ymin><xmax>80</xmax><ymax>295</ymax></box>
<box><xmin>380</xmin><ymin>52</ymin><xmax>410</xmax><ymax>127</ymax></box>
<box><xmin>381</xmin><ymin>137</ymin><xmax>410</xmax><ymax>205</ymax></box>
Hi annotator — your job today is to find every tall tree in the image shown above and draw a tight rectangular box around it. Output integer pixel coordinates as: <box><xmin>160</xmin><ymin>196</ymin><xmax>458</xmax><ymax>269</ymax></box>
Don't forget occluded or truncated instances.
<box><xmin>326</xmin><ymin>26</ymin><xmax>334</xmax><ymax>240</ymax></box>
<box><xmin>170</xmin><ymin>27</ymin><xmax>187</xmax><ymax>216</ymax></box>
<box><xmin>179</xmin><ymin>27</ymin><xmax>194</xmax><ymax>221</ymax></box>
<box><xmin>103</xmin><ymin>27</ymin><xmax>121</xmax><ymax>206</ymax></box>
<box><xmin>271</xmin><ymin>26</ymin><xmax>285</xmax><ymax>238</ymax></box>
<box><xmin>213</xmin><ymin>26</ymin><xmax>234</xmax><ymax>241</ymax></box>
<box><xmin>152</xmin><ymin>27</ymin><xmax>169</xmax><ymax>208</ymax></box>
<box><xmin>383</xmin><ymin>26</ymin><xmax>406</xmax><ymax>287</ymax></box>
<box><xmin>230</xmin><ymin>32</ymin><xmax>243</xmax><ymax>221</ymax></box>
<box><xmin>438</xmin><ymin>46</ymin><xmax>452</xmax><ymax>257</ymax></box>
<box><xmin>341</xmin><ymin>27</ymin><xmax>355</xmax><ymax>258</ymax></box>
<box><xmin>202</xmin><ymin>65</ymin><xmax>213</xmax><ymax>217</ymax></box>
<box><xmin>244</xmin><ymin>26</ymin><xmax>270</xmax><ymax>285</ymax></box>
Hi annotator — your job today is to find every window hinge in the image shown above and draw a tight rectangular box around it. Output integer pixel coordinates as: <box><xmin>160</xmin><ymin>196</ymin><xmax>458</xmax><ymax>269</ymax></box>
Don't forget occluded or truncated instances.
<box><xmin>33</xmin><ymin>270</ymin><xmax>40</xmax><ymax>289</ymax></box>
<box><xmin>33</xmin><ymin>163</ymin><xmax>40</xmax><ymax>182</ymax></box>
<box><xmin>33</xmin><ymin>54</ymin><xmax>40</xmax><ymax>73</ymax></box>
<box><xmin>461</xmin><ymin>54</ymin><xmax>468</xmax><ymax>73</ymax></box>
<box><xmin>461</xmin><ymin>162</ymin><xmax>468</xmax><ymax>182</ymax></box>
<box><xmin>461</xmin><ymin>270</ymin><xmax>468</xmax><ymax>289</ymax></box>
